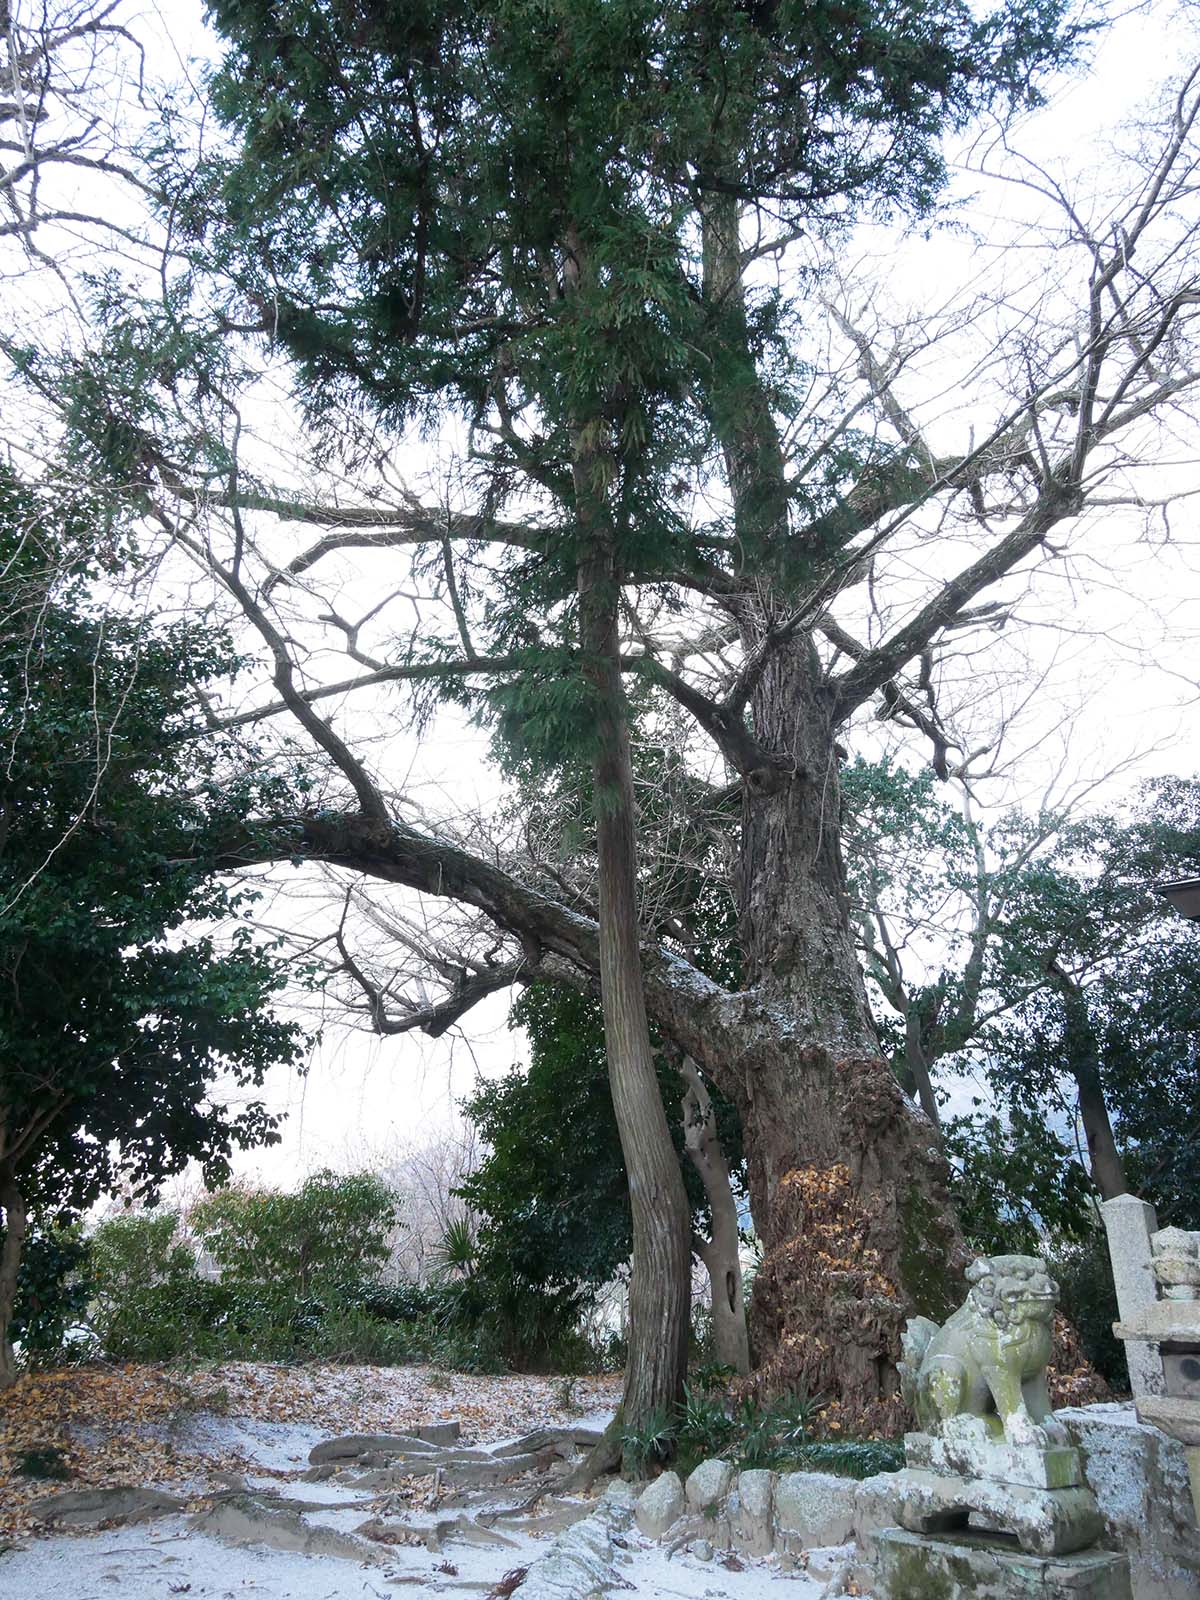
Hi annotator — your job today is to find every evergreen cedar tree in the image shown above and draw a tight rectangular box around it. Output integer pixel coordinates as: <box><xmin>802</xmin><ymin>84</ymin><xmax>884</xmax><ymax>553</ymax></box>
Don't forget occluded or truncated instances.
<box><xmin>0</xmin><ymin>466</ymin><xmax>306</xmax><ymax>1389</ymax></box>
<box><xmin>151</xmin><ymin>0</ymin><xmax>1091</xmax><ymax>1433</ymax></box>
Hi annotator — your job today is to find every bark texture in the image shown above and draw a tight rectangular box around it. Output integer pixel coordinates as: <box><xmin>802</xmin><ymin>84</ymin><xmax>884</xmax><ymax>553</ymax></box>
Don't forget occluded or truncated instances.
<box><xmin>695</xmin><ymin>192</ymin><xmax>968</xmax><ymax>1425</ymax></box>
<box><xmin>0</xmin><ymin>1163</ymin><xmax>27</xmax><ymax>1391</ymax></box>
<box><xmin>571</xmin><ymin>372</ymin><xmax>693</xmax><ymax>1451</ymax></box>
<box><xmin>581</xmin><ymin>559</ymin><xmax>693</xmax><ymax>1446</ymax></box>
<box><xmin>681</xmin><ymin>1057</ymin><xmax>750</xmax><ymax>1376</ymax></box>
<box><xmin>731</xmin><ymin>641</ymin><xmax>967</xmax><ymax>1423</ymax></box>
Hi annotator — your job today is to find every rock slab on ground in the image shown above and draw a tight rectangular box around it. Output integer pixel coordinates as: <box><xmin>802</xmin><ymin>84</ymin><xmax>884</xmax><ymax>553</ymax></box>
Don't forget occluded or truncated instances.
<box><xmin>519</xmin><ymin>1478</ymin><xmax>636</xmax><ymax>1600</ymax></box>
<box><xmin>307</xmin><ymin>1420</ymin><xmax>461</xmax><ymax>1464</ymax></box>
<box><xmin>492</xmin><ymin>1427</ymin><xmax>587</xmax><ymax>1458</ymax></box>
<box><xmin>308</xmin><ymin>1431</ymin><xmax>439</xmax><ymax>1464</ymax></box>
<box><xmin>416</xmin><ymin>1419</ymin><xmax>462</xmax><ymax>1446</ymax></box>
<box><xmin>352</xmin><ymin>1445</ymin><xmax>560</xmax><ymax>1490</ymax></box>
<box><xmin>191</xmin><ymin>1494</ymin><xmax>383</xmax><ymax>1563</ymax></box>
<box><xmin>28</xmin><ymin>1486</ymin><xmax>188</xmax><ymax>1529</ymax></box>
<box><xmin>356</xmin><ymin>1511</ymin><xmax>519</xmax><ymax>1552</ymax></box>
<box><xmin>851</xmin><ymin>1471</ymin><xmax>901</xmax><ymax>1548</ymax></box>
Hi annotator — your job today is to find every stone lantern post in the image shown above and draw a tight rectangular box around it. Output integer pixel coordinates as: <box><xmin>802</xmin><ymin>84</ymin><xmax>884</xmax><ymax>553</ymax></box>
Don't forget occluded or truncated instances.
<box><xmin>1114</xmin><ymin>1226</ymin><xmax>1200</xmax><ymax>1524</ymax></box>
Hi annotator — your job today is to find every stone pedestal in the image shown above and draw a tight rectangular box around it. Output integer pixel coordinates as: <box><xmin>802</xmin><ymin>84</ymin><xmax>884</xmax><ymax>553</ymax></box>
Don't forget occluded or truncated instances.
<box><xmin>885</xmin><ymin>1255</ymin><xmax>1119</xmax><ymax>1597</ymax></box>
<box><xmin>874</xmin><ymin>1526</ymin><xmax>1132</xmax><ymax>1600</ymax></box>
<box><xmin>907</xmin><ymin>1428</ymin><xmax>1082</xmax><ymax>1489</ymax></box>
<box><xmin>1102</xmin><ymin>1195</ymin><xmax>1165</xmax><ymax>1399</ymax></box>
<box><xmin>892</xmin><ymin>1463</ymin><xmax>1104</xmax><ymax>1557</ymax></box>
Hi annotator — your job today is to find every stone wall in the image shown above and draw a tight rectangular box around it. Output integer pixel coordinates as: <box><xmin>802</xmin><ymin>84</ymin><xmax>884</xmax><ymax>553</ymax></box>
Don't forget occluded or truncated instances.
<box><xmin>632</xmin><ymin>1455</ymin><xmax>894</xmax><ymax>1587</ymax></box>
<box><xmin>628</xmin><ymin>1405</ymin><xmax>1199</xmax><ymax>1600</ymax></box>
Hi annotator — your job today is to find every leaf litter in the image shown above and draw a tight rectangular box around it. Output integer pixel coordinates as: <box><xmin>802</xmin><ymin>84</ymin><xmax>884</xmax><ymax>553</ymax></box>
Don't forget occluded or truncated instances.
<box><xmin>0</xmin><ymin>1360</ymin><xmax>621</xmax><ymax>1544</ymax></box>
<box><xmin>0</xmin><ymin>1362</ymin><xmax>850</xmax><ymax>1596</ymax></box>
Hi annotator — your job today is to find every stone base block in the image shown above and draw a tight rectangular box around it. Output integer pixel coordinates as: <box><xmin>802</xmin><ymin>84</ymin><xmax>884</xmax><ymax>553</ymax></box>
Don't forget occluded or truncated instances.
<box><xmin>774</xmin><ymin>1469</ymin><xmax>858</xmax><ymax>1549</ymax></box>
<box><xmin>906</xmin><ymin>1430</ymin><xmax>1083</xmax><ymax>1489</ymax></box>
<box><xmin>1133</xmin><ymin>1395</ymin><xmax>1200</xmax><ymax>1449</ymax></box>
<box><xmin>893</xmin><ymin>1468</ymin><xmax>1103</xmax><ymax>1556</ymax></box>
<box><xmin>1058</xmin><ymin>1402</ymin><xmax>1200</xmax><ymax>1599</ymax></box>
<box><xmin>874</xmin><ymin>1527</ymin><xmax>1132</xmax><ymax>1600</ymax></box>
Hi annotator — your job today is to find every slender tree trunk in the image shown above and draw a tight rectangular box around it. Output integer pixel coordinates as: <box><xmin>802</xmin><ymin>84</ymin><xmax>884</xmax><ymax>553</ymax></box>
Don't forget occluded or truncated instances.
<box><xmin>577</xmin><ymin>536</ymin><xmax>693</xmax><ymax>1456</ymax></box>
<box><xmin>681</xmin><ymin>1057</ymin><xmax>750</xmax><ymax>1376</ymax></box>
<box><xmin>1056</xmin><ymin>971</ymin><xmax>1128</xmax><ymax>1200</ymax></box>
<box><xmin>563</xmin><ymin>241</ymin><xmax>693</xmax><ymax>1459</ymax></box>
<box><xmin>904</xmin><ymin>1007</ymin><xmax>943</xmax><ymax>1133</ymax></box>
<box><xmin>0</xmin><ymin>1162</ymin><xmax>27</xmax><ymax>1391</ymax></box>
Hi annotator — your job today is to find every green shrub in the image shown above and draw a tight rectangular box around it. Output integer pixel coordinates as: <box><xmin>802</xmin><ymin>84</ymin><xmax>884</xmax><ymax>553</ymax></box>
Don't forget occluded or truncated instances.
<box><xmin>791</xmin><ymin>1439</ymin><xmax>906</xmax><ymax>1478</ymax></box>
<box><xmin>621</xmin><ymin>1406</ymin><xmax>677</xmax><ymax>1475</ymax></box>
<box><xmin>1046</xmin><ymin>1230</ymin><xmax>1126</xmax><ymax>1389</ymax></box>
<box><xmin>9</xmin><ymin>1222</ymin><xmax>93</xmax><ymax>1368</ymax></box>
<box><xmin>16</xmin><ymin>1445</ymin><xmax>72</xmax><ymax>1481</ymax></box>
<box><xmin>418</xmin><ymin>1219</ymin><xmax>596</xmax><ymax>1374</ymax></box>
<box><xmin>190</xmin><ymin>1170</ymin><xmax>399</xmax><ymax>1328</ymax></box>
<box><xmin>89</xmin><ymin>1211</ymin><xmax>210</xmax><ymax>1360</ymax></box>
<box><xmin>622</xmin><ymin>1388</ymin><xmax>902</xmax><ymax>1479</ymax></box>
<box><xmin>355</xmin><ymin>1281</ymin><xmax>443</xmax><ymax>1322</ymax></box>
<box><xmin>306</xmin><ymin>1308</ymin><xmax>419</xmax><ymax>1365</ymax></box>
<box><xmin>88</xmin><ymin>1188</ymin><xmax>418</xmax><ymax>1365</ymax></box>
<box><xmin>82</xmin><ymin>1175</ymin><xmax>551</xmax><ymax>1373</ymax></box>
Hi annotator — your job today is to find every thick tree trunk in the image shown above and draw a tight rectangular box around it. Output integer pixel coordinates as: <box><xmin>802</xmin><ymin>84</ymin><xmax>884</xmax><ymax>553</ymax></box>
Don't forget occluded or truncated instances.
<box><xmin>274</xmin><ymin>784</ymin><xmax>963</xmax><ymax>1430</ymax></box>
<box><xmin>694</xmin><ymin>193</ymin><xmax>967</xmax><ymax>1430</ymax></box>
<box><xmin>680</xmin><ymin>1057</ymin><xmax>750</xmax><ymax>1376</ymax></box>
<box><xmin>0</xmin><ymin>1163</ymin><xmax>27</xmax><ymax>1391</ymax></box>
<box><xmin>571</xmin><ymin>371</ymin><xmax>693</xmax><ymax>1462</ymax></box>
<box><xmin>731</xmin><ymin>633</ymin><xmax>965</xmax><ymax>1429</ymax></box>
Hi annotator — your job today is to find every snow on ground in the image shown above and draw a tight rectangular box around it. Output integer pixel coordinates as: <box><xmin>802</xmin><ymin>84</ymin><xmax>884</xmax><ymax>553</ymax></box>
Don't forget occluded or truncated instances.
<box><xmin>0</xmin><ymin>1361</ymin><xmax>623</xmax><ymax>1540</ymax></box>
<box><xmin>173</xmin><ymin>1359</ymin><xmax>625</xmax><ymax>1442</ymax></box>
<box><xmin>0</xmin><ymin>1362</ymin><xmax>861</xmax><ymax>1599</ymax></box>
<box><xmin>625</xmin><ymin>1542</ymin><xmax>858</xmax><ymax>1597</ymax></box>
<box><xmin>0</xmin><ymin>1522</ymin><xmax>856</xmax><ymax>1599</ymax></box>
<box><xmin>2</xmin><ymin>1521</ymin><xmax>437</xmax><ymax>1598</ymax></box>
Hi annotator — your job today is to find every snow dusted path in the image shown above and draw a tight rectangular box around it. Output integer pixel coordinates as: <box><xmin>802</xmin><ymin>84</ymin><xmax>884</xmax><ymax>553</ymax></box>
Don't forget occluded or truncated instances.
<box><xmin>0</xmin><ymin>1363</ymin><xmax>859</xmax><ymax>1599</ymax></box>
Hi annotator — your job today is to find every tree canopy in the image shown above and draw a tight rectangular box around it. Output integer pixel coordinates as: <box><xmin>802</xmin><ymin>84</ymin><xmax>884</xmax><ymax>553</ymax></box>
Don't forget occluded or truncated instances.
<box><xmin>0</xmin><ymin>463</ymin><xmax>307</xmax><ymax>1384</ymax></box>
<box><xmin>847</xmin><ymin>761</ymin><xmax>1200</xmax><ymax>1241</ymax></box>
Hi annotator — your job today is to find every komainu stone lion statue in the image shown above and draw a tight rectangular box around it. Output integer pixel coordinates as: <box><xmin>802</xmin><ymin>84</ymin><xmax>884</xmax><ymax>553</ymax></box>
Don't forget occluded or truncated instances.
<box><xmin>899</xmin><ymin>1253</ymin><xmax>1069</xmax><ymax>1448</ymax></box>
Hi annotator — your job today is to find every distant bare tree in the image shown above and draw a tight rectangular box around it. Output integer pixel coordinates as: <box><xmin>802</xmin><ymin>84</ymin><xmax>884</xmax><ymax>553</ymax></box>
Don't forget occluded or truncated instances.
<box><xmin>356</xmin><ymin>1124</ymin><xmax>481</xmax><ymax>1286</ymax></box>
<box><xmin>1</xmin><ymin>0</ymin><xmax>155</xmax><ymax>274</ymax></box>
